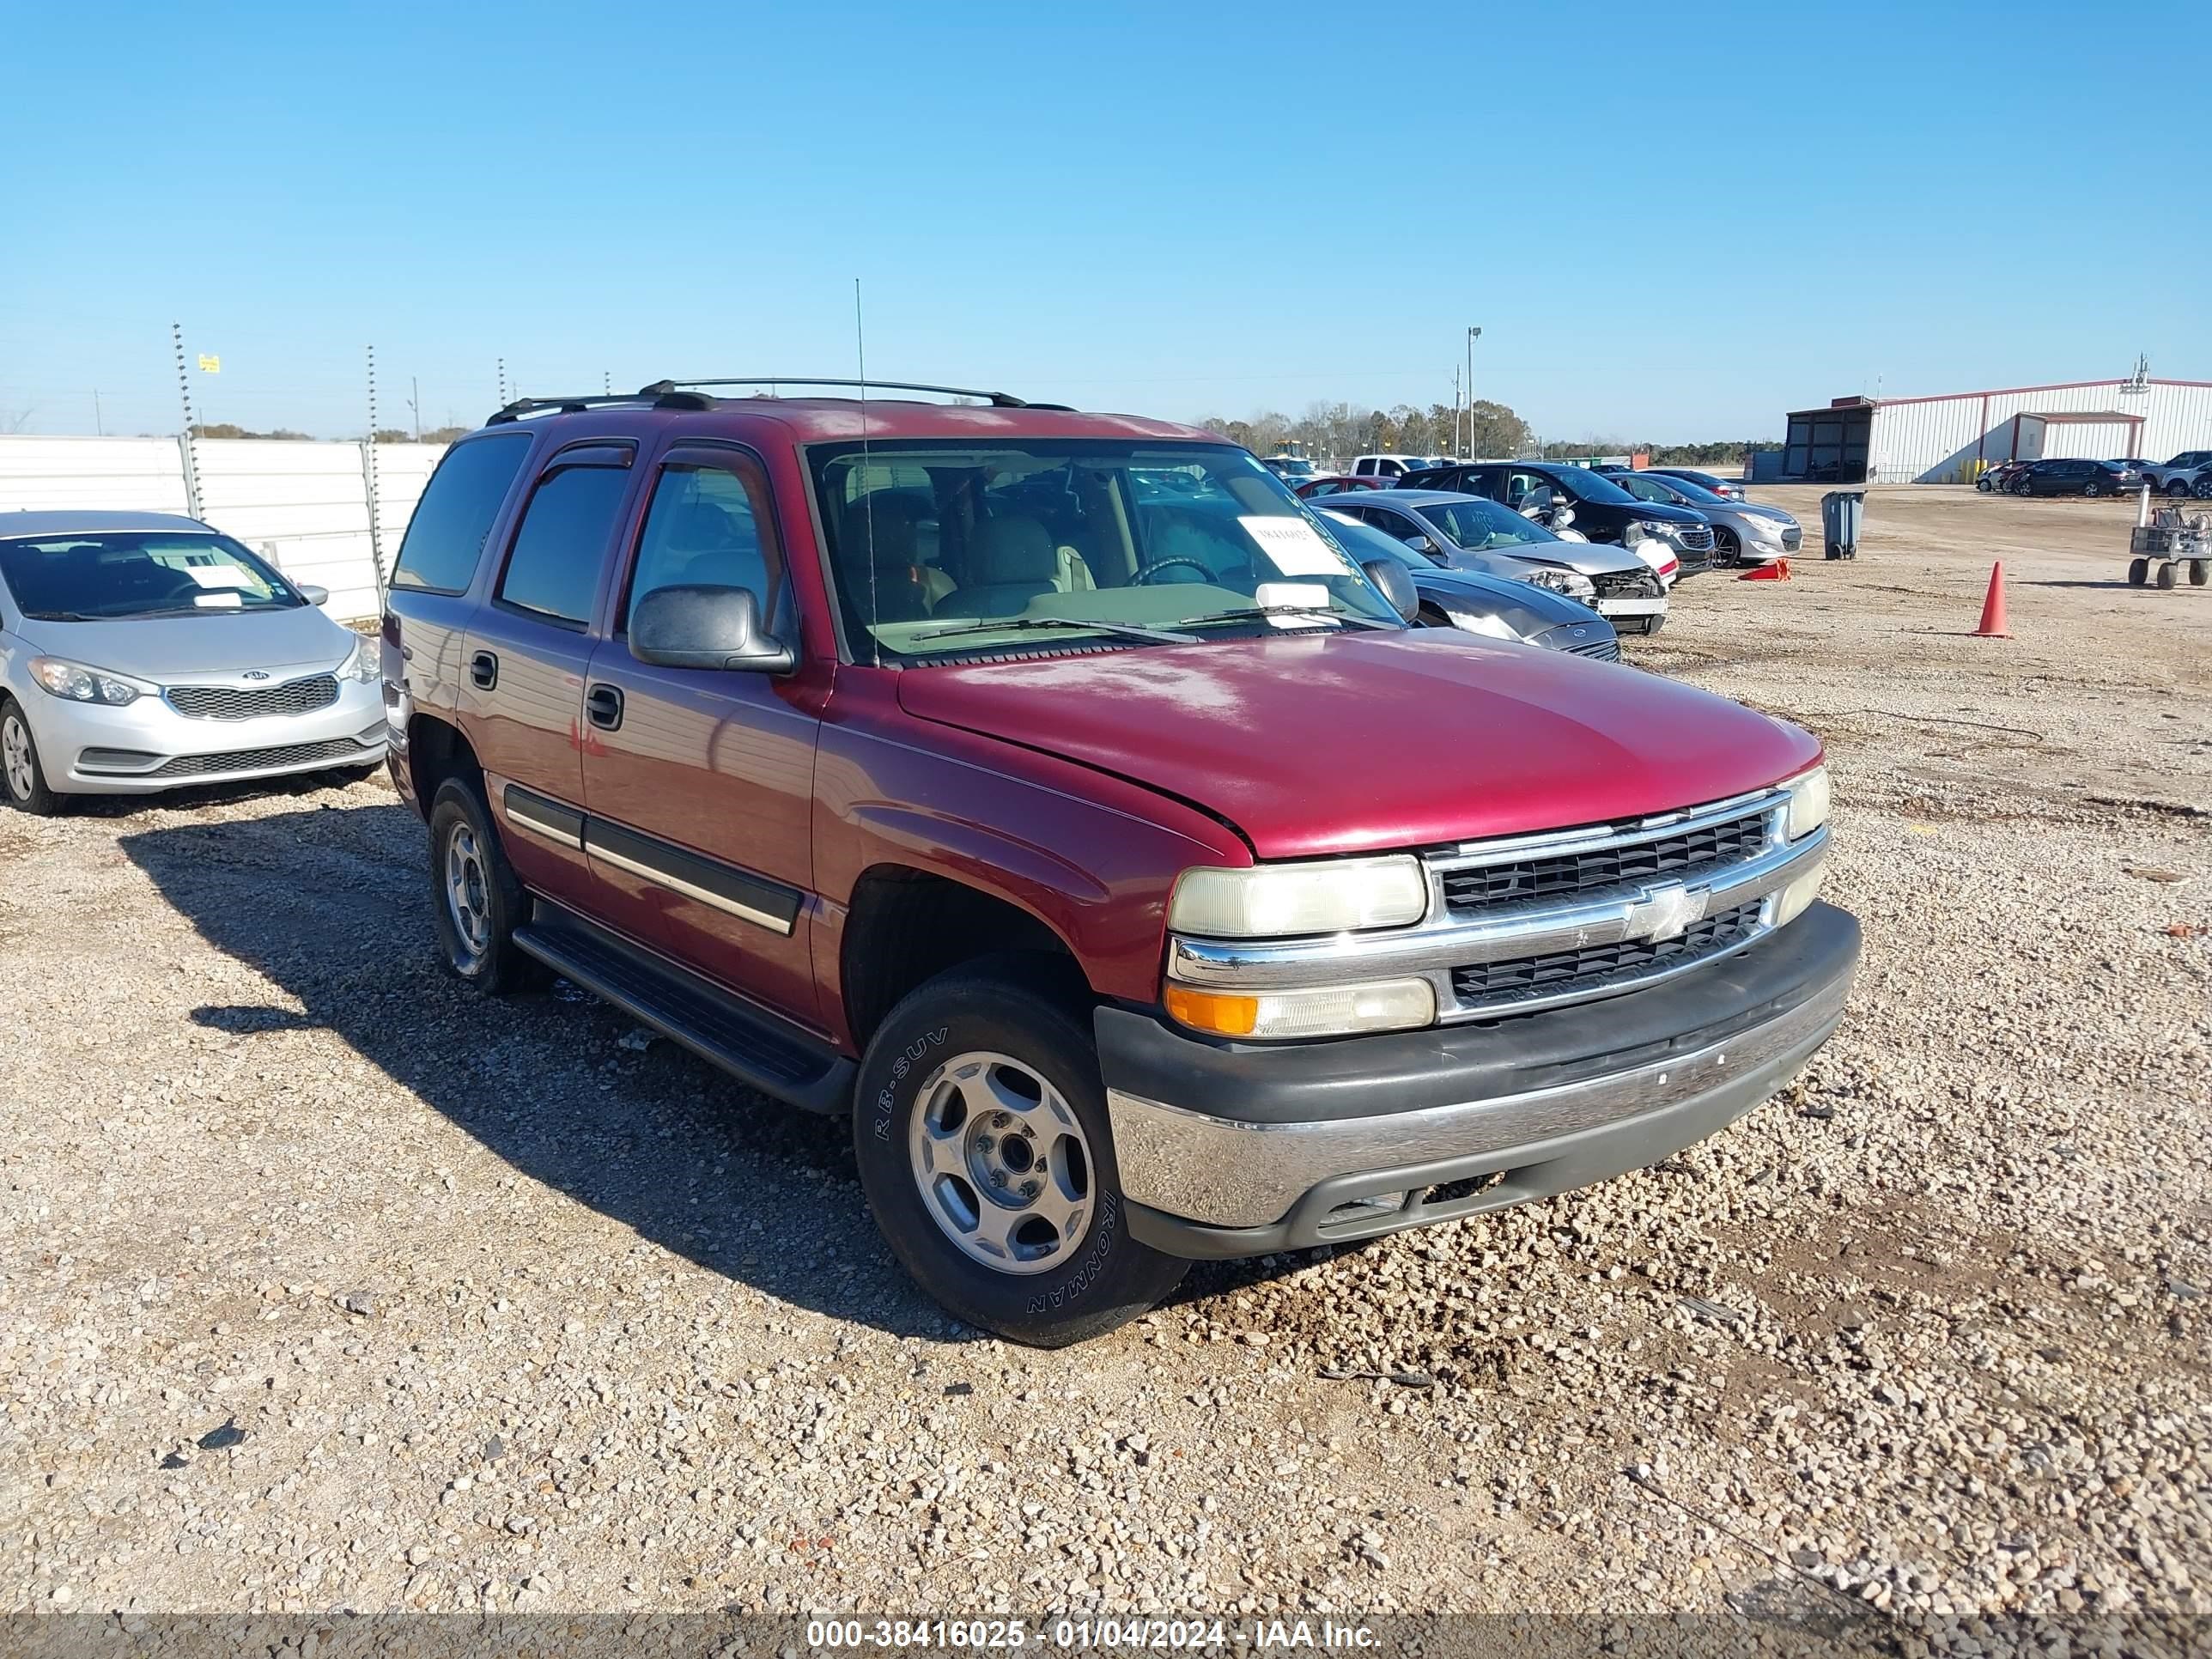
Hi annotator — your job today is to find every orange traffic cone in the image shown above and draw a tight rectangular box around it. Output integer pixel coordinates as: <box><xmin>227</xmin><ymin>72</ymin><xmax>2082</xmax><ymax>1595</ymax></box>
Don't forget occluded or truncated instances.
<box><xmin>1974</xmin><ymin>562</ymin><xmax>2008</xmax><ymax>637</ymax></box>
<box><xmin>1738</xmin><ymin>557</ymin><xmax>1790</xmax><ymax>581</ymax></box>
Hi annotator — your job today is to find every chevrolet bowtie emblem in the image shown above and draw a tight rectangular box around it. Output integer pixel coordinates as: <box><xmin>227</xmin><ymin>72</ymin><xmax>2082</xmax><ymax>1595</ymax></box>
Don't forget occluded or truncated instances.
<box><xmin>1626</xmin><ymin>881</ymin><xmax>1708</xmax><ymax>943</ymax></box>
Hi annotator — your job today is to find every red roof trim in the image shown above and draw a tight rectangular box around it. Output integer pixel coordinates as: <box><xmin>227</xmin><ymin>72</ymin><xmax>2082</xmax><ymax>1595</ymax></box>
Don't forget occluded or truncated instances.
<box><xmin>1855</xmin><ymin>377</ymin><xmax>2212</xmax><ymax>409</ymax></box>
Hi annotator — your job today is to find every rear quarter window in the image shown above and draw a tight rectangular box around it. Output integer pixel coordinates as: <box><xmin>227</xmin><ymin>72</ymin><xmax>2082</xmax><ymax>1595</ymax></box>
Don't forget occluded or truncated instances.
<box><xmin>390</xmin><ymin>433</ymin><xmax>534</xmax><ymax>595</ymax></box>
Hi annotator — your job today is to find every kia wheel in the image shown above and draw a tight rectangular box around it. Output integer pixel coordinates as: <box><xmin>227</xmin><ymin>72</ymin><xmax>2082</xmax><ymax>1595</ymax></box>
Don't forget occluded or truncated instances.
<box><xmin>0</xmin><ymin>698</ymin><xmax>65</xmax><ymax>817</ymax></box>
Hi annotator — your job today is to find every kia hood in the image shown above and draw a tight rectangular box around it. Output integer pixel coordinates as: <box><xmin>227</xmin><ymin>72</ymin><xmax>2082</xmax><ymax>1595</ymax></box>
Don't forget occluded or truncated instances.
<box><xmin>12</xmin><ymin>604</ymin><xmax>356</xmax><ymax>680</ymax></box>
<box><xmin>896</xmin><ymin>630</ymin><xmax>1820</xmax><ymax>859</ymax></box>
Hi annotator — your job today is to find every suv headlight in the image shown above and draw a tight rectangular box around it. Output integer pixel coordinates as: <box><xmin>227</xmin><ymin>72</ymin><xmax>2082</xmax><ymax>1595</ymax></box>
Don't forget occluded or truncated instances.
<box><xmin>1784</xmin><ymin>764</ymin><xmax>1830</xmax><ymax>840</ymax></box>
<box><xmin>28</xmin><ymin>656</ymin><xmax>149</xmax><ymax>707</ymax></box>
<box><xmin>337</xmin><ymin>635</ymin><xmax>380</xmax><ymax>684</ymax></box>
<box><xmin>1624</xmin><ymin>520</ymin><xmax>1680</xmax><ymax>548</ymax></box>
<box><xmin>1170</xmin><ymin>855</ymin><xmax>1427</xmax><ymax>938</ymax></box>
<box><xmin>1165</xmin><ymin>977</ymin><xmax>1437</xmax><ymax>1041</ymax></box>
<box><xmin>1521</xmin><ymin>567</ymin><xmax>1595</xmax><ymax>600</ymax></box>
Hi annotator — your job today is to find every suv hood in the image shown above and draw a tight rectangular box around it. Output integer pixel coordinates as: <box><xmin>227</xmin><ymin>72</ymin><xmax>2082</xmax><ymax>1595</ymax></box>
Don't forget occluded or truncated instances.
<box><xmin>896</xmin><ymin>630</ymin><xmax>1819</xmax><ymax>859</ymax></box>
<box><xmin>12</xmin><ymin>605</ymin><xmax>353</xmax><ymax>679</ymax></box>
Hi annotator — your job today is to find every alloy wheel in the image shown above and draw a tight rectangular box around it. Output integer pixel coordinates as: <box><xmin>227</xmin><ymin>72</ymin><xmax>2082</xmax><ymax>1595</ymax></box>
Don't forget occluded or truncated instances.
<box><xmin>907</xmin><ymin>1050</ymin><xmax>1094</xmax><ymax>1274</ymax></box>
<box><xmin>2</xmin><ymin>714</ymin><xmax>33</xmax><ymax>801</ymax></box>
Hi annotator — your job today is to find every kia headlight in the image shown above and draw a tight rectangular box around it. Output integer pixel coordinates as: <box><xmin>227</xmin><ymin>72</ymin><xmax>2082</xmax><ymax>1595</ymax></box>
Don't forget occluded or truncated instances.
<box><xmin>28</xmin><ymin>656</ymin><xmax>149</xmax><ymax>707</ymax></box>
<box><xmin>1521</xmin><ymin>567</ymin><xmax>1595</xmax><ymax>600</ymax></box>
<box><xmin>336</xmin><ymin>635</ymin><xmax>380</xmax><ymax>684</ymax></box>
<box><xmin>1784</xmin><ymin>764</ymin><xmax>1830</xmax><ymax>840</ymax></box>
<box><xmin>1170</xmin><ymin>855</ymin><xmax>1428</xmax><ymax>938</ymax></box>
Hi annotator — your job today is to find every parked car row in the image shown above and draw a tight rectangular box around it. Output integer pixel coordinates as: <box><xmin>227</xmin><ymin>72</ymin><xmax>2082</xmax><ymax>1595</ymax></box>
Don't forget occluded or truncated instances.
<box><xmin>3</xmin><ymin>384</ymin><xmax>1862</xmax><ymax>1351</ymax></box>
<box><xmin>1978</xmin><ymin>453</ymin><xmax>2212</xmax><ymax>500</ymax></box>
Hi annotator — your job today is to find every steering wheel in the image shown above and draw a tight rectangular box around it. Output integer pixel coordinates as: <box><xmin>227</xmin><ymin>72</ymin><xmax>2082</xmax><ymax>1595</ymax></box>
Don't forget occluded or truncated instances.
<box><xmin>1132</xmin><ymin>556</ymin><xmax>1214</xmax><ymax>586</ymax></box>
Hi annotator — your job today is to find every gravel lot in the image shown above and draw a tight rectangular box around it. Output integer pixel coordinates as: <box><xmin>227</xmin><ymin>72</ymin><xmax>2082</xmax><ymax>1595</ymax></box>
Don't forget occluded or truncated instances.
<box><xmin>3</xmin><ymin>484</ymin><xmax>2208</xmax><ymax>1649</ymax></box>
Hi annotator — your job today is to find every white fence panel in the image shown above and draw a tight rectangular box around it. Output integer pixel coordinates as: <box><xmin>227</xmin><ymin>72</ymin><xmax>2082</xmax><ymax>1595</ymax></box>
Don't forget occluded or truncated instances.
<box><xmin>0</xmin><ymin>436</ymin><xmax>190</xmax><ymax>514</ymax></box>
<box><xmin>193</xmin><ymin>441</ymin><xmax>383</xmax><ymax>621</ymax></box>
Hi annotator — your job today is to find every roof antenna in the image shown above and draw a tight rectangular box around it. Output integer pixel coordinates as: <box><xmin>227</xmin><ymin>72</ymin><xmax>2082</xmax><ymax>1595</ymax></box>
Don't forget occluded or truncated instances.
<box><xmin>854</xmin><ymin>276</ymin><xmax>881</xmax><ymax>668</ymax></box>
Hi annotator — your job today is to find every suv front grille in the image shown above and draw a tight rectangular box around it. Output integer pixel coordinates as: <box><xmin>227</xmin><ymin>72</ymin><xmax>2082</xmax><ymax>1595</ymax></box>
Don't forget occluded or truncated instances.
<box><xmin>1674</xmin><ymin>525</ymin><xmax>1716</xmax><ymax>552</ymax></box>
<box><xmin>1592</xmin><ymin>570</ymin><xmax>1660</xmax><ymax>600</ymax></box>
<box><xmin>1450</xmin><ymin>899</ymin><xmax>1765</xmax><ymax>1007</ymax></box>
<box><xmin>1563</xmin><ymin>636</ymin><xmax>1620</xmax><ymax>663</ymax></box>
<box><xmin>166</xmin><ymin>674</ymin><xmax>340</xmax><ymax>720</ymax></box>
<box><xmin>1441</xmin><ymin>803</ymin><xmax>1769</xmax><ymax>915</ymax></box>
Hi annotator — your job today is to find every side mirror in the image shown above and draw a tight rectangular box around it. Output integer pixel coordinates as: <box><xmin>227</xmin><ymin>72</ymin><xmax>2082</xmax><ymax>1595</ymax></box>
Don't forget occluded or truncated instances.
<box><xmin>629</xmin><ymin>584</ymin><xmax>794</xmax><ymax>673</ymax></box>
<box><xmin>1360</xmin><ymin>557</ymin><xmax>1420</xmax><ymax>623</ymax></box>
<box><xmin>1400</xmin><ymin>533</ymin><xmax>1437</xmax><ymax>555</ymax></box>
<box><xmin>297</xmin><ymin>583</ymin><xmax>330</xmax><ymax>606</ymax></box>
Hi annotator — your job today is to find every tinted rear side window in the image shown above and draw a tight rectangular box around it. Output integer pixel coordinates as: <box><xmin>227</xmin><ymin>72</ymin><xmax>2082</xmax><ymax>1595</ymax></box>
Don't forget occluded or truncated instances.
<box><xmin>390</xmin><ymin>433</ymin><xmax>533</xmax><ymax>594</ymax></box>
<box><xmin>495</xmin><ymin>461</ymin><xmax>634</xmax><ymax>629</ymax></box>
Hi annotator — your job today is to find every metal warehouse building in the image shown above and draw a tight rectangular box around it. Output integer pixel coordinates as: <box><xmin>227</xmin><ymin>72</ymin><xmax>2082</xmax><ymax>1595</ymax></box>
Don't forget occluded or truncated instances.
<box><xmin>1765</xmin><ymin>376</ymin><xmax>2212</xmax><ymax>484</ymax></box>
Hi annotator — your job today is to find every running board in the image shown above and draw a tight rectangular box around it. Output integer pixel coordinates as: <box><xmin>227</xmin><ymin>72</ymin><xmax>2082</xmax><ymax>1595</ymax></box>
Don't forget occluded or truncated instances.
<box><xmin>514</xmin><ymin>903</ymin><xmax>854</xmax><ymax>1116</ymax></box>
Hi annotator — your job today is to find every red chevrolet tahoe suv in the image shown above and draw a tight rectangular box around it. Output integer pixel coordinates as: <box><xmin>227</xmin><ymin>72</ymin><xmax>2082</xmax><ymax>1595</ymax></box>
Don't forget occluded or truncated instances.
<box><xmin>380</xmin><ymin>380</ymin><xmax>1859</xmax><ymax>1346</ymax></box>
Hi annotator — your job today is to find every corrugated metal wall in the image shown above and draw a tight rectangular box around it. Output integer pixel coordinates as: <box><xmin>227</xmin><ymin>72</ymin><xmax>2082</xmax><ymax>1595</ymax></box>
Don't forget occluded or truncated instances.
<box><xmin>0</xmin><ymin>434</ymin><xmax>449</xmax><ymax>620</ymax></box>
<box><xmin>1866</xmin><ymin>381</ymin><xmax>2212</xmax><ymax>483</ymax></box>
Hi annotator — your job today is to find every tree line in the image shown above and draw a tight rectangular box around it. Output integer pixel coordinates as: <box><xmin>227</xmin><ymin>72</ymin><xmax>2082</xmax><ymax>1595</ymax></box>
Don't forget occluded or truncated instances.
<box><xmin>1186</xmin><ymin>399</ymin><xmax>1778</xmax><ymax>469</ymax></box>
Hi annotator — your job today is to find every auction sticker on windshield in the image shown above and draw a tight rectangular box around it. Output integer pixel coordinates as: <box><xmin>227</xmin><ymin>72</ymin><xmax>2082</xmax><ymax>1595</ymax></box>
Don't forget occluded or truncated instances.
<box><xmin>1238</xmin><ymin>515</ymin><xmax>1352</xmax><ymax>578</ymax></box>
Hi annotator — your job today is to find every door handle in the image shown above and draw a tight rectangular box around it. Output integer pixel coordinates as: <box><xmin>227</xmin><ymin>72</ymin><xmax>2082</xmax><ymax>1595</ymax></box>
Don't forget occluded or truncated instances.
<box><xmin>469</xmin><ymin>650</ymin><xmax>499</xmax><ymax>690</ymax></box>
<box><xmin>586</xmin><ymin>683</ymin><xmax>624</xmax><ymax>731</ymax></box>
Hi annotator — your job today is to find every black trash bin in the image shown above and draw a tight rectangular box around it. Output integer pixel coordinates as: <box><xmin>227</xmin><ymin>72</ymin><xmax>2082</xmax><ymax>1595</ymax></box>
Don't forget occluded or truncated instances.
<box><xmin>1820</xmin><ymin>490</ymin><xmax>1865</xmax><ymax>560</ymax></box>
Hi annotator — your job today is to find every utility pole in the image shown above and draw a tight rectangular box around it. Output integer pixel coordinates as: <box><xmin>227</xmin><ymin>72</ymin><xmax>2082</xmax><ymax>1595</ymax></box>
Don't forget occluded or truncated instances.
<box><xmin>172</xmin><ymin>322</ymin><xmax>203</xmax><ymax>519</ymax></box>
<box><xmin>408</xmin><ymin>375</ymin><xmax>421</xmax><ymax>442</ymax></box>
<box><xmin>1466</xmin><ymin>325</ymin><xmax>1482</xmax><ymax>458</ymax></box>
<box><xmin>1452</xmin><ymin>366</ymin><xmax>1462</xmax><ymax>459</ymax></box>
<box><xmin>497</xmin><ymin>357</ymin><xmax>508</xmax><ymax>406</ymax></box>
<box><xmin>93</xmin><ymin>389</ymin><xmax>104</xmax><ymax>436</ymax></box>
<box><xmin>603</xmin><ymin>370</ymin><xmax>611</xmax><ymax>395</ymax></box>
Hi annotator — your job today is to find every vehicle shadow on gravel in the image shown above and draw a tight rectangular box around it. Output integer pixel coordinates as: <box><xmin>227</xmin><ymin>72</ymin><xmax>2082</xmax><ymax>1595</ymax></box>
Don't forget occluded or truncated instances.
<box><xmin>64</xmin><ymin>766</ymin><xmax>384</xmax><ymax>819</ymax></box>
<box><xmin>119</xmin><ymin>802</ymin><xmax>962</xmax><ymax>1341</ymax></box>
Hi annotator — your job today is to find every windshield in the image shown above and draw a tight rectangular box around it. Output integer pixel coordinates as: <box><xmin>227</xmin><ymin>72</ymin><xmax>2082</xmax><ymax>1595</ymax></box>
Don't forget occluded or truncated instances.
<box><xmin>1540</xmin><ymin>468</ymin><xmax>1640</xmax><ymax>507</ymax></box>
<box><xmin>1619</xmin><ymin>473</ymin><xmax>1701</xmax><ymax>505</ymax></box>
<box><xmin>1415</xmin><ymin>497</ymin><xmax>1561</xmax><ymax>552</ymax></box>
<box><xmin>1320</xmin><ymin>510</ymin><xmax>1431</xmax><ymax>569</ymax></box>
<box><xmin>0</xmin><ymin>532</ymin><xmax>301</xmax><ymax>621</ymax></box>
<box><xmin>807</xmin><ymin>440</ymin><xmax>1401</xmax><ymax>661</ymax></box>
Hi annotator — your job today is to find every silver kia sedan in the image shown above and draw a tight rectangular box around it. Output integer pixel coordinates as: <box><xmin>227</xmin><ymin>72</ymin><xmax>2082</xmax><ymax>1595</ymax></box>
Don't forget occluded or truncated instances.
<box><xmin>0</xmin><ymin>511</ymin><xmax>387</xmax><ymax>813</ymax></box>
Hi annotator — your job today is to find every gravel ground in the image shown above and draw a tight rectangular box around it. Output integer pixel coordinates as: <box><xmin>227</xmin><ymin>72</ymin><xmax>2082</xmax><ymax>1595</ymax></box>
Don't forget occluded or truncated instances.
<box><xmin>3</xmin><ymin>485</ymin><xmax>2208</xmax><ymax>1650</ymax></box>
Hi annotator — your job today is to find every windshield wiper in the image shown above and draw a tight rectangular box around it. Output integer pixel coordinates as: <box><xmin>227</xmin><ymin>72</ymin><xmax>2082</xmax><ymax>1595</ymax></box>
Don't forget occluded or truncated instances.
<box><xmin>1168</xmin><ymin>605</ymin><xmax>1392</xmax><ymax>631</ymax></box>
<box><xmin>912</xmin><ymin>615</ymin><xmax>1197</xmax><ymax>646</ymax></box>
<box><xmin>23</xmin><ymin>610</ymin><xmax>102</xmax><ymax>621</ymax></box>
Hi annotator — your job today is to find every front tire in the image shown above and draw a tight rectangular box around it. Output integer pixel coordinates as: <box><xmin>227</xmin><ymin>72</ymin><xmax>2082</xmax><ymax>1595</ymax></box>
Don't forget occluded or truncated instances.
<box><xmin>427</xmin><ymin>778</ymin><xmax>540</xmax><ymax>994</ymax></box>
<box><xmin>1711</xmin><ymin>527</ymin><xmax>1741</xmax><ymax>568</ymax></box>
<box><xmin>0</xmin><ymin>698</ymin><xmax>65</xmax><ymax>817</ymax></box>
<box><xmin>853</xmin><ymin>963</ymin><xmax>1187</xmax><ymax>1346</ymax></box>
<box><xmin>2193</xmin><ymin>477</ymin><xmax>2212</xmax><ymax>501</ymax></box>
<box><xmin>2083</xmin><ymin>479</ymin><xmax>2104</xmax><ymax>498</ymax></box>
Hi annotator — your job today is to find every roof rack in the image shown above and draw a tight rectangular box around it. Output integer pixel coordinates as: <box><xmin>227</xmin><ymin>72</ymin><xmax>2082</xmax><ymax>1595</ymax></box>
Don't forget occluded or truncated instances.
<box><xmin>483</xmin><ymin>386</ymin><xmax>716</xmax><ymax>425</ymax></box>
<box><xmin>642</xmin><ymin>378</ymin><xmax>1036</xmax><ymax>409</ymax></box>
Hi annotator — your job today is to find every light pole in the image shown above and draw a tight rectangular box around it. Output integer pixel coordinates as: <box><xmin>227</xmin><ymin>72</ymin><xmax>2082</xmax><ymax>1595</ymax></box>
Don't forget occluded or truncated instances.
<box><xmin>1465</xmin><ymin>325</ymin><xmax>1482</xmax><ymax>458</ymax></box>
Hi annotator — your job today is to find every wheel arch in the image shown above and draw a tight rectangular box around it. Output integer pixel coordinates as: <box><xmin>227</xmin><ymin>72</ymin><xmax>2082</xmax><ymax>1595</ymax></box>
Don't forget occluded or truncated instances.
<box><xmin>839</xmin><ymin>863</ymin><xmax>1091</xmax><ymax>1052</ymax></box>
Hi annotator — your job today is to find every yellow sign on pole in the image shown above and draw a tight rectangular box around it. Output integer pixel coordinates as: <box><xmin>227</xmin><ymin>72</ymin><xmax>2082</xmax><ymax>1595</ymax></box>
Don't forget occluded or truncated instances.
<box><xmin>198</xmin><ymin>355</ymin><xmax>221</xmax><ymax>374</ymax></box>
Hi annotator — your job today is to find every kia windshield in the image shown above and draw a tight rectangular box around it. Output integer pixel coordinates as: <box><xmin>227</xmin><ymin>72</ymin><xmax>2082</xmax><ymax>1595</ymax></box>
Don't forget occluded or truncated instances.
<box><xmin>807</xmin><ymin>441</ymin><xmax>1401</xmax><ymax>661</ymax></box>
<box><xmin>0</xmin><ymin>532</ymin><xmax>303</xmax><ymax>621</ymax></box>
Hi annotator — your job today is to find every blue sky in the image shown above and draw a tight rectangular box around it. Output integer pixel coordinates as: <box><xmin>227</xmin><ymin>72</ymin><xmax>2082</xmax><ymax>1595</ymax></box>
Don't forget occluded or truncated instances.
<box><xmin>3</xmin><ymin>1</ymin><xmax>2203</xmax><ymax>444</ymax></box>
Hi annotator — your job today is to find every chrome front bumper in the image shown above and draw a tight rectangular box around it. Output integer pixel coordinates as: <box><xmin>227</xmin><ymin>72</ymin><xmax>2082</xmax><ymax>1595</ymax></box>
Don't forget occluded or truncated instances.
<box><xmin>1100</xmin><ymin>902</ymin><xmax>1861</xmax><ymax>1256</ymax></box>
